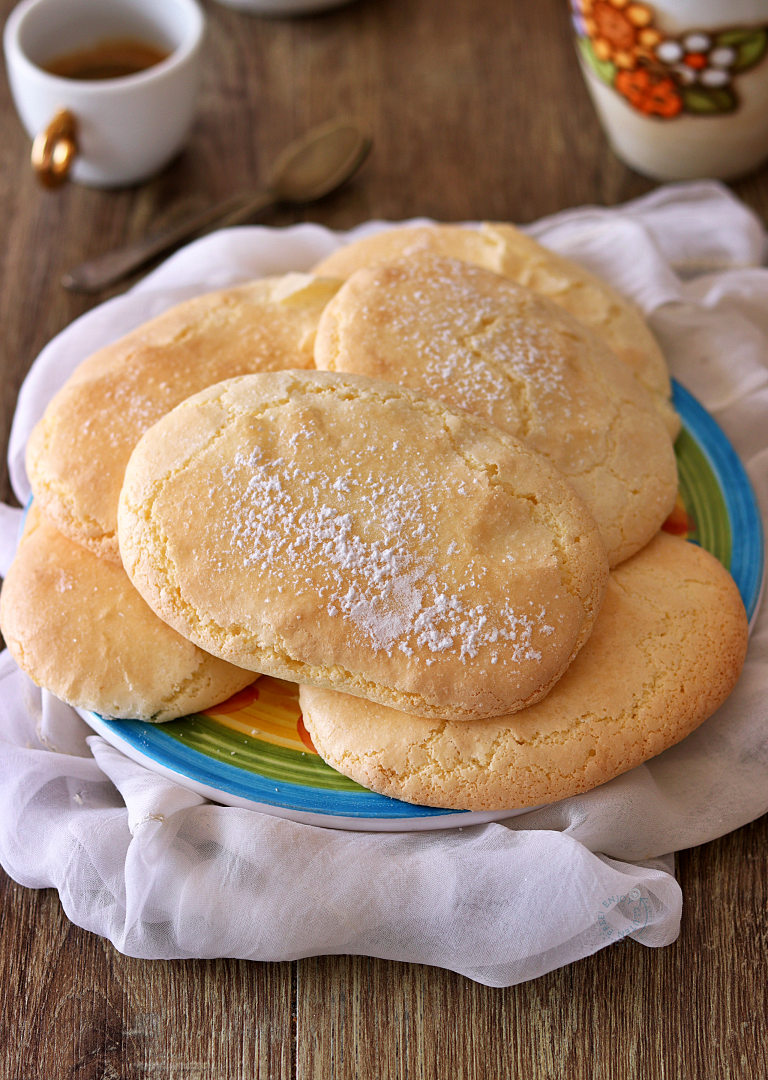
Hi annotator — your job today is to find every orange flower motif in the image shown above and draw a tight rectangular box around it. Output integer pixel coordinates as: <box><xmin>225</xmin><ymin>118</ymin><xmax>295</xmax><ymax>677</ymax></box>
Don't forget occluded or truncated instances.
<box><xmin>594</xmin><ymin>2</ymin><xmax>636</xmax><ymax>51</ymax></box>
<box><xmin>588</xmin><ymin>0</ymin><xmax>654</xmax><ymax>69</ymax></box>
<box><xmin>615</xmin><ymin>67</ymin><xmax>683</xmax><ymax>117</ymax></box>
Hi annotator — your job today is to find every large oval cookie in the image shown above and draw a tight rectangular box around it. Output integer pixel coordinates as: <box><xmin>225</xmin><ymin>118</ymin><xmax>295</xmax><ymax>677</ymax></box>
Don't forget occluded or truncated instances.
<box><xmin>118</xmin><ymin>370</ymin><xmax>609</xmax><ymax>721</ymax></box>
<box><xmin>26</xmin><ymin>273</ymin><xmax>341</xmax><ymax>563</ymax></box>
<box><xmin>313</xmin><ymin>223</ymin><xmax>679</xmax><ymax>438</ymax></box>
<box><xmin>300</xmin><ymin>533</ymin><xmax>749</xmax><ymax>809</ymax></box>
<box><xmin>0</xmin><ymin>505</ymin><xmax>256</xmax><ymax>721</ymax></box>
<box><xmin>315</xmin><ymin>254</ymin><xmax>677</xmax><ymax>567</ymax></box>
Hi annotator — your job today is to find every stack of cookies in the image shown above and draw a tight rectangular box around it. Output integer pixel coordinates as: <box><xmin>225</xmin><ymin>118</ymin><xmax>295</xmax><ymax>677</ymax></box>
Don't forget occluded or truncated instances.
<box><xmin>1</xmin><ymin>224</ymin><xmax>749</xmax><ymax>810</ymax></box>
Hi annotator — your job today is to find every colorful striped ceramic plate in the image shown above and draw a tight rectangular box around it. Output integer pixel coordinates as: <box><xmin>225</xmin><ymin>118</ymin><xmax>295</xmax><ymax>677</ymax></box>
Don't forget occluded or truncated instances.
<box><xmin>666</xmin><ymin>382</ymin><xmax>763</xmax><ymax>628</ymax></box>
<box><xmin>78</xmin><ymin>380</ymin><xmax>764</xmax><ymax>831</ymax></box>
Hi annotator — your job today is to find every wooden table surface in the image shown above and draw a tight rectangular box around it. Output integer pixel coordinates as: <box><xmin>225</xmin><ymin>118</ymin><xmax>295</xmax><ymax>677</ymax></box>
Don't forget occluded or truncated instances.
<box><xmin>1</xmin><ymin>0</ymin><xmax>767</xmax><ymax>1076</ymax></box>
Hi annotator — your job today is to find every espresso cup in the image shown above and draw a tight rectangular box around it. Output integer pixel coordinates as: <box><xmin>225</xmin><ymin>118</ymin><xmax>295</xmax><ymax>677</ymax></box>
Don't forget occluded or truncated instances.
<box><xmin>3</xmin><ymin>0</ymin><xmax>205</xmax><ymax>188</ymax></box>
<box><xmin>570</xmin><ymin>0</ymin><xmax>768</xmax><ymax>181</ymax></box>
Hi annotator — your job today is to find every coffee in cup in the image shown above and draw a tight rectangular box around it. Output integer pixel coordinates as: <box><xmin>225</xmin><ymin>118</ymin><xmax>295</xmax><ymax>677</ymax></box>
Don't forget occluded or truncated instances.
<box><xmin>3</xmin><ymin>0</ymin><xmax>206</xmax><ymax>188</ymax></box>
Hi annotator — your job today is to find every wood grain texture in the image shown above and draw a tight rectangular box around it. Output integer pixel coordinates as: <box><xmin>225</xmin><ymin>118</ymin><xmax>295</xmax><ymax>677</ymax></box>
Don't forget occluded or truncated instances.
<box><xmin>296</xmin><ymin>814</ymin><xmax>768</xmax><ymax>1079</ymax></box>
<box><xmin>0</xmin><ymin>0</ymin><xmax>767</xmax><ymax>1075</ymax></box>
<box><xmin>0</xmin><ymin>877</ymin><xmax>294</xmax><ymax>1080</ymax></box>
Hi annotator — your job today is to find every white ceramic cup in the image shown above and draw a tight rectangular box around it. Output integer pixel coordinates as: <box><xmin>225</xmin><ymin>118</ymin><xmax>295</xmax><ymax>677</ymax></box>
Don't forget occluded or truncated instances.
<box><xmin>571</xmin><ymin>0</ymin><xmax>768</xmax><ymax>181</ymax></box>
<box><xmin>3</xmin><ymin>0</ymin><xmax>205</xmax><ymax>188</ymax></box>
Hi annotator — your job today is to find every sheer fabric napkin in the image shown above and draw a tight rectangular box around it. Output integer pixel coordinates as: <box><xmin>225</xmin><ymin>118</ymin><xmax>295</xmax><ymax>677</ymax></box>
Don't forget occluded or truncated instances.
<box><xmin>0</xmin><ymin>181</ymin><xmax>765</xmax><ymax>987</ymax></box>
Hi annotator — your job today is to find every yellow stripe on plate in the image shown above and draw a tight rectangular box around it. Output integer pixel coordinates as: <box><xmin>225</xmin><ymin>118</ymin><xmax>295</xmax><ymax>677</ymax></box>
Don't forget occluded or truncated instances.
<box><xmin>203</xmin><ymin>676</ymin><xmax>307</xmax><ymax>752</ymax></box>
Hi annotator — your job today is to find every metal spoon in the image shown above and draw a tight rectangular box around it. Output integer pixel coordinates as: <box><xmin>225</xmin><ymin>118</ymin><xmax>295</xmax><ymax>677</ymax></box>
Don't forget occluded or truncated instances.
<box><xmin>62</xmin><ymin>119</ymin><xmax>371</xmax><ymax>293</ymax></box>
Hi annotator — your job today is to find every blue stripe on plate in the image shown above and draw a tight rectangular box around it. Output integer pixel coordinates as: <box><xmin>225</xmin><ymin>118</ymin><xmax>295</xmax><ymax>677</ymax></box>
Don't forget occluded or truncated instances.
<box><xmin>102</xmin><ymin>718</ymin><xmax>462</xmax><ymax>818</ymax></box>
<box><xmin>673</xmin><ymin>380</ymin><xmax>764</xmax><ymax>622</ymax></box>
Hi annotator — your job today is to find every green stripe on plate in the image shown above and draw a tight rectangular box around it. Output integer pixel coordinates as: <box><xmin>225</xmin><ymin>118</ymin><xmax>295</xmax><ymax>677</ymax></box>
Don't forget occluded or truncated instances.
<box><xmin>675</xmin><ymin>427</ymin><xmax>732</xmax><ymax>569</ymax></box>
<box><xmin>163</xmin><ymin>714</ymin><xmax>368</xmax><ymax>792</ymax></box>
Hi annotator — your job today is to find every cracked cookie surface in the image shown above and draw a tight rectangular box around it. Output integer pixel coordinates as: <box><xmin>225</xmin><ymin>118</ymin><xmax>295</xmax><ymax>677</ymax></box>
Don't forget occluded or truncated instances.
<box><xmin>315</xmin><ymin>254</ymin><xmax>678</xmax><ymax>567</ymax></box>
<box><xmin>313</xmin><ymin>223</ymin><xmax>679</xmax><ymax>439</ymax></box>
<box><xmin>300</xmin><ymin>532</ymin><xmax>748</xmax><ymax>809</ymax></box>
<box><xmin>0</xmin><ymin>505</ymin><xmax>256</xmax><ymax>721</ymax></box>
<box><xmin>118</xmin><ymin>370</ymin><xmax>609</xmax><ymax>721</ymax></box>
<box><xmin>26</xmin><ymin>273</ymin><xmax>341</xmax><ymax>563</ymax></box>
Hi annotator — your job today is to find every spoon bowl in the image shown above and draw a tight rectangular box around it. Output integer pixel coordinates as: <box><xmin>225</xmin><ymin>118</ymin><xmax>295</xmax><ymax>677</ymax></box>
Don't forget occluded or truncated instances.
<box><xmin>63</xmin><ymin>119</ymin><xmax>372</xmax><ymax>293</ymax></box>
<box><xmin>270</xmin><ymin>120</ymin><xmax>370</xmax><ymax>204</ymax></box>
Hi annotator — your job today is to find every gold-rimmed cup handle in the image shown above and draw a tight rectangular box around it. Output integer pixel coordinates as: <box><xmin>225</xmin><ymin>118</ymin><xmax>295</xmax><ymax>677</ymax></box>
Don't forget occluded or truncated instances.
<box><xmin>31</xmin><ymin>109</ymin><xmax>78</xmax><ymax>188</ymax></box>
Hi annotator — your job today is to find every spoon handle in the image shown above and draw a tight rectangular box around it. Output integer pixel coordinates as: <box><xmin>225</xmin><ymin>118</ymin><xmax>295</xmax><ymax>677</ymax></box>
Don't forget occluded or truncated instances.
<box><xmin>62</xmin><ymin>189</ymin><xmax>276</xmax><ymax>294</ymax></box>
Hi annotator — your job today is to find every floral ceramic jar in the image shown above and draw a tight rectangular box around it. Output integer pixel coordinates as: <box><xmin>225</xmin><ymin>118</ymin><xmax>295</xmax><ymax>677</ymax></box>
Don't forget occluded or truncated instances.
<box><xmin>570</xmin><ymin>0</ymin><xmax>768</xmax><ymax>179</ymax></box>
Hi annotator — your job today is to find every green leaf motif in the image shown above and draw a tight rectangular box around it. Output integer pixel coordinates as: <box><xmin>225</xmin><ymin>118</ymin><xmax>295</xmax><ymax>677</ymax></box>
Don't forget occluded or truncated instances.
<box><xmin>577</xmin><ymin>36</ymin><xmax>616</xmax><ymax>86</ymax></box>
<box><xmin>715</xmin><ymin>28</ymin><xmax>768</xmax><ymax>73</ymax></box>
<box><xmin>682</xmin><ymin>85</ymin><xmax>737</xmax><ymax>114</ymax></box>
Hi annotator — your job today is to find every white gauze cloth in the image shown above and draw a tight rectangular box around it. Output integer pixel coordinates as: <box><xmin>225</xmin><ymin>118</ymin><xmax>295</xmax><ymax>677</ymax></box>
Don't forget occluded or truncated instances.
<box><xmin>0</xmin><ymin>181</ymin><xmax>766</xmax><ymax>987</ymax></box>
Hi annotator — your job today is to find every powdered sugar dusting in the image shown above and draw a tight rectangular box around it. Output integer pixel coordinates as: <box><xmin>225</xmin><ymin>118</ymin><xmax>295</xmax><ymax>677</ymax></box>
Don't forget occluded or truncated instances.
<box><xmin>354</xmin><ymin>257</ymin><xmax>572</xmax><ymax>427</ymax></box>
<box><xmin>215</xmin><ymin>421</ymin><xmax>553</xmax><ymax>667</ymax></box>
<box><xmin>55</xmin><ymin>570</ymin><xmax>74</xmax><ymax>593</ymax></box>
<box><xmin>89</xmin><ymin>376</ymin><xmax>173</xmax><ymax>450</ymax></box>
